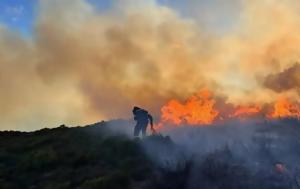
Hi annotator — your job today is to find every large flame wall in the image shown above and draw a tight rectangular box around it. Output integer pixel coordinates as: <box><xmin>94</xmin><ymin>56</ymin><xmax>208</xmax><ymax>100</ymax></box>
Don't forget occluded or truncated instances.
<box><xmin>159</xmin><ymin>89</ymin><xmax>300</xmax><ymax>127</ymax></box>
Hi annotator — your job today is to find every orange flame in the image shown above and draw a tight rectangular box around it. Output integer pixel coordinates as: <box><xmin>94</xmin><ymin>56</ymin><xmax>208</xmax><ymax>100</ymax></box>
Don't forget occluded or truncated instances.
<box><xmin>269</xmin><ymin>98</ymin><xmax>300</xmax><ymax>119</ymax></box>
<box><xmin>230</xmin><ymin>105</ymin><xmax>262</xmax><ymax>118</ymax></box>
<box><xmin>157</xmin><ymin>89</ymin><xmax>300</xmax><ymax>130</ymax></box>
<box><xmin>161</xmin><ymin>89</ymin><xmax>219</xmax><ymax>125</ymax></box>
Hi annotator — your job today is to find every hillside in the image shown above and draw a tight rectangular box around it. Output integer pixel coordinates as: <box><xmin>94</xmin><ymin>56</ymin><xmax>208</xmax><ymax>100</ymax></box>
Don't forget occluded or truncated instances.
<box><xmin>1</xmin><ymin>119</ymin><xmax>300</xmax><ymax>189</ymax></box>
<box><xmin>0</xmin><ymin>120</ymin><xmax>193</xmax><ymax>189</ymax></box>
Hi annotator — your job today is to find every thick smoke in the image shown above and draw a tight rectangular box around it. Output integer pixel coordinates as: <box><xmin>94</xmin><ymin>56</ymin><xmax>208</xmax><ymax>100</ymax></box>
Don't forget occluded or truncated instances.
<box><xmin>264</xmin><ymin>63</ymin><xmax>300</xmax><ymax>93</ymax></box>
<box><xmin>140</xmin><ymin>119</ymin><xmax>300</xmax><ymax>188</ymax></box>
<box><xmin>1</xmin><ymin>0</ymin><xmax>300</xmax><ymax>130</ymax></box>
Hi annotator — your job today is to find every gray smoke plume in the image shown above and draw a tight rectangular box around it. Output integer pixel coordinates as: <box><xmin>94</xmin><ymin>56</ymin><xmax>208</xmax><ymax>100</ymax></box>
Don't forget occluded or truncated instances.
<box><xmin>135</xmin><ymin>119</ymin><xmax>300</xmax><ymax>188</ymax></box>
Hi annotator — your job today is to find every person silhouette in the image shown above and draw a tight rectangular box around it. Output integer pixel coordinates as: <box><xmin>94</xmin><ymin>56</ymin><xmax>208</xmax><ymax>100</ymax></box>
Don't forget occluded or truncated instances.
<box><xmin>132</xmin><ymin>106</ymin><xmax>154</xmax><ymax>137</ymax></box>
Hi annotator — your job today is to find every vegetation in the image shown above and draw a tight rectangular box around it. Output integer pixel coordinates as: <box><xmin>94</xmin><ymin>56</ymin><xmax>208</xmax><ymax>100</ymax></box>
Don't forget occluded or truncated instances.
<box><xmin>0</xmin><ymin>122</ymin><xmax>154</xmax><ymax>189</ymax></box>
<box><xmin>1</xmin><ymin>119</ymin><xmax>299</xmax><ymax>189</ymax></box>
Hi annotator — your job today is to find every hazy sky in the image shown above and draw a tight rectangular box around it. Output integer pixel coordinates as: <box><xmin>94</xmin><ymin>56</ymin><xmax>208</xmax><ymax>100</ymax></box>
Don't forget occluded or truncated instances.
<box><xmin>0</xmin><ymin>0</ymin><xmax>299</xmax><ymax>131</ymax></box>
<box><xmin>0</xmin><ymin>0</ymin><xmax>240</xmax><ymax>36</ymax></box>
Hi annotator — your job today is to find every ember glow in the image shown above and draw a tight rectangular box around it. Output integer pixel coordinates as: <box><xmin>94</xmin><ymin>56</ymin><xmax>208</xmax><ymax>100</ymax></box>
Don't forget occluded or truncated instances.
<box><xmin>230</xmin><ymin>105</ymin><xmax>261</xmax><ymax>118</ymax></box>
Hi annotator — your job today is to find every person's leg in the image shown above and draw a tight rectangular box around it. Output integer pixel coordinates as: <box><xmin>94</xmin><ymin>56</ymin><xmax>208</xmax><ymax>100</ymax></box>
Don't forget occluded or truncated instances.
<box><xmin>141</xmin><ymin>124</ymin><xmax>147</xmax><ymax>137</ymax></box>
<box><xmin>134</xmin><ymin>123</ymin><xmax>141</xmax><ymax>137</ymax></box>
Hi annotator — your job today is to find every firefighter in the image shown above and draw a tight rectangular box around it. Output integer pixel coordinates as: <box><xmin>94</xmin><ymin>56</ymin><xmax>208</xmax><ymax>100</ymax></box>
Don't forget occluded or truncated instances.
<box><xmin>132</xmin><ymin>106</ymin><xmax>154</xmax><ymax>137</ymax></box>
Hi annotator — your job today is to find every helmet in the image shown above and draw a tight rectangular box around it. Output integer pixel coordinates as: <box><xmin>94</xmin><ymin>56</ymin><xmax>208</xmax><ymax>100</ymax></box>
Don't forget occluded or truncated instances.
<box><xmin>132</xmin><ymin>106</ymin><xmax>141</xmax><ymax>113</ymax></box>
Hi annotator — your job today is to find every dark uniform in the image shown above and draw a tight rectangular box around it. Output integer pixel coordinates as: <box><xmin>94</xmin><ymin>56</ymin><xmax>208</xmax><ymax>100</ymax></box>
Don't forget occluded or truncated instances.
<box><xmin>132</xmin><ymin>106</ymin><xmax>153</xmax><ymax>137</ymax></box>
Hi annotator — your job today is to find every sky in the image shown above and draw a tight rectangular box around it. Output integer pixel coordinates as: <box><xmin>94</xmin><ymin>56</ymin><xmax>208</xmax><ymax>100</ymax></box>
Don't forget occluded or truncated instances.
<box><xmin>0</xmin><ymin>0</ymin><xmax>240</xmax><ymax>37</ymax></box>
<box><xmin>0</xmin><ymin>0</ymin><xmax>300</xmax><ymax>131</ymax></box>
<box><xmin>0</xmin><ymin>0</ymin><xmax>36</xmax><ymax>36</ymax></box>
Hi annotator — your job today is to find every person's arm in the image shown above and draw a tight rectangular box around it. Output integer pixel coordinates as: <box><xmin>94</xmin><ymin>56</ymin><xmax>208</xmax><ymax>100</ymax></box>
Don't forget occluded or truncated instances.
<box><xmin>148</xmin><ymin>114</ymin><xmax>154</xmax><ymax>130</ymax></box>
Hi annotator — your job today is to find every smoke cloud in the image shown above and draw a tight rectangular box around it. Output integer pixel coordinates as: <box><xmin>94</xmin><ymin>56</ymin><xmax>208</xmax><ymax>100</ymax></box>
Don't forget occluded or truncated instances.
<box><xmin>264</xmin><ymin>63</ymin><xmax>300</xmax><ymax>93</ymax></box>
<box><xmin>1</xmin><ymin>0</ymin><xmax>300</xmax><ymax>130</ymax></box>
<box><xmin>145</xmin><ymin>119</ymin><xmax>300</xmax><ymax>188</ymax></box>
